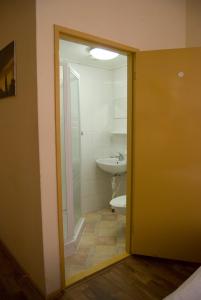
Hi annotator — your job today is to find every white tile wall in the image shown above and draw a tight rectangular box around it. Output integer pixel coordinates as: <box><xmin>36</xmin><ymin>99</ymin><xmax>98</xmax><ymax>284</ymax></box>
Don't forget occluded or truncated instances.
<box><xmin>111</xmin><ymin>66</ymin><xmax>127</xmax><ymax>196</ymax></box>
<box><xmin>70</xmin><ymin>63</ymin><xmax>127</xmax><ymax>214</ymax></box>
<box><xmin>71</xmin><ymin>64</ymin><xmax>113</xmax><ymax>213</ymax></box>
<box><xmin>111</xmin><ymin>66</ymin><xmax>127</xmax><ymax>155</ymax></box>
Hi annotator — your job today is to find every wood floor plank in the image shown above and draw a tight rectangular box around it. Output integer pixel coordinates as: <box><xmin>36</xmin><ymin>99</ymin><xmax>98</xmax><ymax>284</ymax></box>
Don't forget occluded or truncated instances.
<box><xmin>63</xmin><ymin>255</ymin><xmax>199</xmax><ymax>300</ymax></box>
<box><xmin>0</xmin><ymin>240</ymin><xmax>200</xmax><ymax>300</ymax></box>
<box><xmin>102</xmin><ymin>268</ymin><xmax>154</xmax><ymax>300</ymax></box>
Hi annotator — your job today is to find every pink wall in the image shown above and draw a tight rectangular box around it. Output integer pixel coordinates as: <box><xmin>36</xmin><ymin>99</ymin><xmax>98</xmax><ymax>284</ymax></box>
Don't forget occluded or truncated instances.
<box><xmin>186</xmin><ymin>0</ymin><xmax>201</xmax><ymax>47</ymax></box>
<box><xmin>36</xmin><ymin>0</ymin><xmax>186</xmax><ymax>295</ymax></box>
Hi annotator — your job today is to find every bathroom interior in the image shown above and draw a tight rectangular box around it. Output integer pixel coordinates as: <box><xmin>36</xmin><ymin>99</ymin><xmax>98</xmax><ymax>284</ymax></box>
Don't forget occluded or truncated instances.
<box><xmin>59</xmin><ymin>39</ymin><xmax>128</xmax><ymax>281</ymax></box>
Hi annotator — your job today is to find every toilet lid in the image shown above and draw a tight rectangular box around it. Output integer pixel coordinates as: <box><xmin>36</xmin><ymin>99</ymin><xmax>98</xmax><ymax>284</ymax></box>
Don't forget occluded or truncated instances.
<box><xmin>110</xmin><ymin>195</ymin><xmax>126</xmax><ymax>208</ymax></box>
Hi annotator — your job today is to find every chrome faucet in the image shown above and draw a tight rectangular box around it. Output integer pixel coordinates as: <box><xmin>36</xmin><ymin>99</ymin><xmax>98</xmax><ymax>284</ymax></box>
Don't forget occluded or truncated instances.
<box><xmin>110</xmin><ymin>152</ymin><xmax>124</xmax><ymax>161</ymax></box>
<box><xmin>118</xmin><ymin>152</ymin><xmax>124</xmax><ymax>161</ymax></box>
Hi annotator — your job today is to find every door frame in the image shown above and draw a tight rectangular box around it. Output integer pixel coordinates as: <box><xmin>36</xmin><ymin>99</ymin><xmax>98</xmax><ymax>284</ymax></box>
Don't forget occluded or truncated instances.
<box><xmin>54</xmin><ymin>25</ymin><xmax>138</xmax><ymax>289</ymax></box>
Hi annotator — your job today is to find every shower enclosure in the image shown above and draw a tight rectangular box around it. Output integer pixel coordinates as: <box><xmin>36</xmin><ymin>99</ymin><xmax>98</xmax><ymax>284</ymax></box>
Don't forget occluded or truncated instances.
<box><xmin>60</xmin><ymin>63</ymin><xmax>84</xmax><ymax>256</ymax></box>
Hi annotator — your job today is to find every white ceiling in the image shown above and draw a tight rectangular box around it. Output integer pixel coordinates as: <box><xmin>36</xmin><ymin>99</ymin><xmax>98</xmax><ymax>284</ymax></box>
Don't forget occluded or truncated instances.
<box><xmin>60</xmin><ymin>39</ymin><xmax>127</xmax><ymax>70</ymax></box>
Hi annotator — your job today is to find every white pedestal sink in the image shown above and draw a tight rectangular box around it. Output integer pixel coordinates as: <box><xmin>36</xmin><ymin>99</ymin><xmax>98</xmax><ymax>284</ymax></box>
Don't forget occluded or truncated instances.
<box><xmin>96</xmin><ymin>157</ymin><xmax>126</xmax><ymax>175</ymax></box>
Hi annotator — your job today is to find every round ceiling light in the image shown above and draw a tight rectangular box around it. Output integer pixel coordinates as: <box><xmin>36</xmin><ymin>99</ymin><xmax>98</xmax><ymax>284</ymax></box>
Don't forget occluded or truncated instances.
<box><xmin>90</xmin><ymin>48</ymin><xmax>119</xmax><ymax>60</ymax></box>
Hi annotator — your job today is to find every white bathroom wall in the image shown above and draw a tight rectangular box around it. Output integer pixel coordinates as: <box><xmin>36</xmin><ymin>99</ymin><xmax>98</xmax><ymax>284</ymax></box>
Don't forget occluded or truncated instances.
<box><xmin>61</xmin><ymin>57</ymin><xmax>127</xmax><ymax>214</ymax></box>
<box><xmin>71</xmin><ymin>63</ymin><xmax>113</xmax><ymax>214</ymax></box>
<box><xmin>111</xmin><ymin>66</ymin><xmax>127</xmax><ymax>196</ymax></box>
<box><xmin>111</xmin><ymin>66</ymin><xmax>127</xmax><ymax>154</ymax></box>
<box><xmin>112</xmin><ymin>67</ymin><xmax>127</xmax><ymax>128</ymax></box>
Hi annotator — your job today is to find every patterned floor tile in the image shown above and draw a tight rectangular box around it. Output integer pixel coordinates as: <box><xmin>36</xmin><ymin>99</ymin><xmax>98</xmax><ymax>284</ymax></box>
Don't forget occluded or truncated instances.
<box><xmin>65</xmin><ymin>208</ymin><xmax>126</xmax><ymax>279</ymax></box>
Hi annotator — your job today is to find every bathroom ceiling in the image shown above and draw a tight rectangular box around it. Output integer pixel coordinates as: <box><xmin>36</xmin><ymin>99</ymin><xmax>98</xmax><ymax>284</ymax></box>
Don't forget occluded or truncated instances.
<box><xmin>60</xmin><ymin>40</ymin><xmax>127</xmax><ymax>70</ymax></box>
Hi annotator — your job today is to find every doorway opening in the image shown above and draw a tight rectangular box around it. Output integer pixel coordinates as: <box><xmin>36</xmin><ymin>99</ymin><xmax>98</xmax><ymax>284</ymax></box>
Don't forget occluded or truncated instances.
<box><xmin>54</xmin><ymin>26</ymin><xmax>136</xmax><ymax>287</ymax></box>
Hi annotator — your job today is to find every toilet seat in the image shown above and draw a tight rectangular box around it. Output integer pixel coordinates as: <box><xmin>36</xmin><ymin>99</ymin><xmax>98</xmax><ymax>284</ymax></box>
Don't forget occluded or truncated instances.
<box><xmin>110</xmin><ymin>195</ymin><xmax>126</xmax><ymax>208</ymax></box>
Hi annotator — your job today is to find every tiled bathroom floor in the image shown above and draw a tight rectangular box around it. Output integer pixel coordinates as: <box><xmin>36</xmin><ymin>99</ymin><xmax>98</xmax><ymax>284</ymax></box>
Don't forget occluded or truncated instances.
<box><xmin>65</xmin><ymin>208</ymin><xmax>126</xmax><ymax>279</ymax></box>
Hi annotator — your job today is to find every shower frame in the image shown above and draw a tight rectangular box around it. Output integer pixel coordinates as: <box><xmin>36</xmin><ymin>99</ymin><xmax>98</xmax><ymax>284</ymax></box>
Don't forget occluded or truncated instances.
<box><xmin>54</xmin><ymin>25</ymin><xmax>138</xmax><ymax>289</ymax></box>
<box><xmin>61</xmin><ymin>62</ymin><xmax>85</xmax><ymax>256</ymax></box>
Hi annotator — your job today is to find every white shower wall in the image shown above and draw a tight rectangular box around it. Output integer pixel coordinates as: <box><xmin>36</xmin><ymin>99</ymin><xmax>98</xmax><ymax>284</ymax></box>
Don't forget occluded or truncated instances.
<box><xmin>111</xmin><ymin>66</ymin><xmax>127</xmax><ymax>155</ymax></box>
<box><xmin>111</xmin><ymin>66</ymin><xmax>127</xmax><ymax>197</ymax></box>
<box><xmin>71</xmin><ymin>64</ymin><xmax>112</xmax><ymax>213</ymax></box>
<box><xmin>71</xmin><ymin>63</ymin><xmax>127</xmax><ymax>214</ymax></box>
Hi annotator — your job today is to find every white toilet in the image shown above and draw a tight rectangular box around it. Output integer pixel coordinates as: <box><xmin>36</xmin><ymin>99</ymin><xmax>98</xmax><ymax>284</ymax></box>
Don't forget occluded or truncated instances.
<box><xmin>110</xmin><ymin>195</ymin><xmax>126</xmax><ymax>214</ymax></box>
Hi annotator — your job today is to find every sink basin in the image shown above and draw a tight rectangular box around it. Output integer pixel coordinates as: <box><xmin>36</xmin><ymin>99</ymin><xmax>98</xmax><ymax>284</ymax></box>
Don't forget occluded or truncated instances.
<box><xmin>96</xmin><ymin>157</ymin><xmax>126</xmax><ymax>175</ymax></box>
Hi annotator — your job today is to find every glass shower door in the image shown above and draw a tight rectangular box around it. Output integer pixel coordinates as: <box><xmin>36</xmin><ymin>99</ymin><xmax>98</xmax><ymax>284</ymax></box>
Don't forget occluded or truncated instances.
<box><xmin>69</xmin><ymin>68</ymin><xmax>82</xmax><ymax>227</ymax></box>
<box><xmin>60</xmin><ymin>63</ymin><xmax>82</xmax><ymax>247</ymax></box>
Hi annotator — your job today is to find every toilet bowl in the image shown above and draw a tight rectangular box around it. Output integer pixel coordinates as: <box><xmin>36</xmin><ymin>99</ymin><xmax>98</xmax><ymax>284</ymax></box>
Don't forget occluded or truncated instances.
<box><xmin>110</xmin><ymin>195</ymin><xmax>126</xmax><ymax>214</ymax></box>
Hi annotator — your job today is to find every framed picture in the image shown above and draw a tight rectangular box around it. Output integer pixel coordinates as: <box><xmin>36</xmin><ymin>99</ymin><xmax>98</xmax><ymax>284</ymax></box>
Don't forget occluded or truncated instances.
<box><xmin>0</xmin><ymin>41</ymin><xmax>16</xmax><ymax>99</ymax></box>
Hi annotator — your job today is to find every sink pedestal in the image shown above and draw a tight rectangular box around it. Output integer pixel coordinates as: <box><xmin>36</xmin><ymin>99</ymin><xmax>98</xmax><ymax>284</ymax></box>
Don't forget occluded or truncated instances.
<box><xmin>111</xmin><ymin>174</ymin><xmax>121</xmax><ymax>199</ymax></box>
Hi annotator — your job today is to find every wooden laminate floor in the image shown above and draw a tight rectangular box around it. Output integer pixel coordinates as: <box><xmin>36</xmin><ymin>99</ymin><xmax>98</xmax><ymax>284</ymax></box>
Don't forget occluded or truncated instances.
<box><xmin>59</xmin><ymin>255</ymin><xmax>199</xmax><ymax>300</ymax></box>
<box><xmin>0</xmin><ymin>243</ymin><xmax>199</xmax><ymax>300</ymax></box>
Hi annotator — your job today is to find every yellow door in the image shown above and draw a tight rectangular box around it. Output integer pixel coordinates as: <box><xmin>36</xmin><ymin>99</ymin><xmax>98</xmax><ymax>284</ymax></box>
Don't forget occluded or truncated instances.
<box><xmin>132</xmin><ymin>48</ymin><xmax>201</xmax><ymax>262</ymax></box>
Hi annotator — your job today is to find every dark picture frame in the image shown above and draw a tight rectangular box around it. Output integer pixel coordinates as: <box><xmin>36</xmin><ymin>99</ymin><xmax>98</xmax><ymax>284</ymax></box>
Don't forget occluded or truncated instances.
<box><xmin>0</xmin><ymin>41</ymin><xmax>16</xmax><ymax>99</ymax></box>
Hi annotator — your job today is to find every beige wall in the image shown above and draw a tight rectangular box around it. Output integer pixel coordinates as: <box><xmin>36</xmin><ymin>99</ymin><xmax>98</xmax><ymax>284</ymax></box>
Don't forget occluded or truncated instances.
<box><xmin>35</xmin><ymin>0</ymin><xmax>186</xmax><ymax>295</ymax></box>
<box><xmin>186</xmin><ymin>0</ymin><xmax>201</xmax><ymax>47</ymax></box>
<box><xmin>0</xmin><ymin>0</ymin><xmax>45</xmax><ymax>294</ymax></box>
